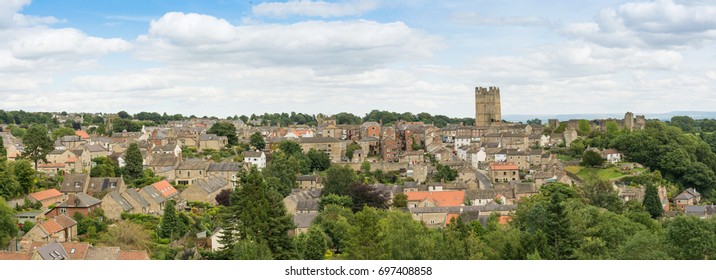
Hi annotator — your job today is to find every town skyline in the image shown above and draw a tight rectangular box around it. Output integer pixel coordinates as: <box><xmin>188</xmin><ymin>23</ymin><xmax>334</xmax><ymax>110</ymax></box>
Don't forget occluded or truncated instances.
<box><xmin>3</xmin><ymin>0</ymin><xmax>716</xmax><ymax>117</ymax></box>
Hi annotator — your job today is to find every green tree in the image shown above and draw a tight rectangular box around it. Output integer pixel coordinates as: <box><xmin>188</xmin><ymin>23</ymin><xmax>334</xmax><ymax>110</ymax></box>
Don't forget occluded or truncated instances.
<box><xmin>306</xmin><ymin>148</ymin><xmax>330</xmax><ymax>172</ymax></box>
<box><xmin>0</xmin><ymin>163</ymin><xmax>19</xmax><ymax>200</ymax></box>
<box><xmin>90</xmin><ymin>157</ymin><xmax>119</xmax><ymax>177</ymax></box>
<box><xmin>618</xmin><ymin>230</ymin><xmax>671</xmax><ymax>260</ymax></box>
<box><xmin>392</xmin><ymin>192</ymin><xmax>408</xmax><ymax>208</ymax></box>
<box><xmin>124</xmin><ymin>143</ymin><xmax>144</xmax><ymax>180</ymax></box>
<box><xmin>345</xmin><ymin>207</ymin><xmax>387</xmax><ymax>259</ymax></box>
<box><xmin>379</xmin><ymin>211</ymin><xmax>433</xmax><ymax>259</ymax></box>
<box><xmin>21</xmin><ymin>220</ymin><xmax>34</xmax><ymax>232</ymax></box>
<box><xmin>580</xmin><ymin>150</ymin><xmax>605</xmax><ymax>167</ymax></box>
<box><xmin>207</xmin><ymin>122</ymin><xmax>238</xmax><ymax>146</ymax></box>
<box><xmin>433</xmin><ymin>163</ymin><xmax>457</xmax><ymax>182</ymax></box>
<box><xmin>0</xmin><ymin>137</ymin><xmax>7</xmax><ymax>163</ymax></box>
<box><xmin>526</xmin><ymin>118</ymin><xmax>542</xmax><ymax>125</ymax></box>
<box><xmin>279</xmin><ymin>140</ymin><xmax>302</xmax><ymax>156</ymax></box>
<box><xmin>314</xmin><ymin>204</ymin><xmax>354</xmax><ymax>254</ymax></box>
<box><xmin>605</xmin><ymin>120</ymin><xmax>620</xmax><ymax>138</ymax></box>
<box><xmin>665</xmin><ymin>215</ymin><xmax>716</xmax><ymax>259</ymax></box>
<box><xmin>249</xmin><ymin>132</ymin><xmax>265</xmax><ymax>150</ymax></box>
<box><xmin>301</xmin><ymin>226</ymin><xmax>329</xmax><ymax>260</ymax></box>
<box><xmin>232</xmin><ymin>238</ymin><xmax>273</xmax><ymax>260</ymax></box>
<box><xmin>11</xmin><ymin>160</ymin><xmax>36</xmax><ymax>195</ymax></box>
<box><xmin>643</xmin><ymin>184</ymin><xmax>663</xmax><ymax>219</ymax></box>
<box><xmin>21</xmin><ymin>124</ymin><xmax>53</xmax><ymax>171</ymax></box>
<box><xmin>319</xmin><ymin>194</ymin><xmax>353</xmax><ymax>210</ymax></box>
<box><xmin>577</xmin><ymin>120</ymin><xmax>592</xmax><ymax>136</ymax></box>
<box><xmin>159</xmin><ymin>200</ymin><xmax>185</xmax><ymax>241</ymax></box>
<box><xmin>262</xmin><ymin>152</ymin><xmax>300</xmax><ymax>197</ymax></box>
<box><xmin>323</xmin><ymin>165</ymin><xmax>358</xmax><ymax>197</ymax></box>
<box><xmin>670</xmin><ymin>116</ymin><xmax>695</xmax><ymax>132</ymax></box>
<box><xmin>0</xmin><ymin>198</ymin><xmax>18</xmax><ymax>248</ymax></box>
<box><xmin>51</xmin><ymin>127</ymin><xmax>76</xmax><ymax>141</ymax></box>
<box><xmin>345</xmin><ymin>143</ymin><xmax>361</xmax><ymax>161</ymax></box>
<box><xmin>117</xmin><ymin>111</ymin><xmax>131</xmax><ymax>119</ymax></box>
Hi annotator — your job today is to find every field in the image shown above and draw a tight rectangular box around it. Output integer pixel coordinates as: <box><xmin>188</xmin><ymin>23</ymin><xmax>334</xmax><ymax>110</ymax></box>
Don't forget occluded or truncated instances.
<box><xmin>564</xmin><ymin>165</ymin><xmax>647</xmax><ymax>181</ymax></box>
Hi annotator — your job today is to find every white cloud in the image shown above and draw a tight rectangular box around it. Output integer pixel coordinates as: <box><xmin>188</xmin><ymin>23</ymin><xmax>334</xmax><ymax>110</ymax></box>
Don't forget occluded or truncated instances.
<box><xmin>136</xmin><ymin>12</ymin><xmax>442</xmax><ymax>73</ymax></box>
<box><xmin>0</xmin><ymin>0</ymin><xmax>30</xmax><ymax>28</ymax></box>
<box><xmin>10</xmin><ymin>27</ymin><xmax>131</xmax><ymax>59</ymax></box>
<box><xmin>563</xmin><ymin>0</ymin><xmax>716</xmax><ymax>48</ymax></box>
<box><xmin>452</xmin><ymin>12</ymin><xmax>556</xmax><ymax>28</ymax></box>
<box><xmin>252</xmin><ymin>0</ymin><xmax>380</xmax><ymax>18</ymax></box>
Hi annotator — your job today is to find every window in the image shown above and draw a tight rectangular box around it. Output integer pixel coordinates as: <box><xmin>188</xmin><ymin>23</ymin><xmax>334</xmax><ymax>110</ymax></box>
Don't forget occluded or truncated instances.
<box><xmin>60</xmin><ymin>208</ymin><xmax>67</xmax><ymax>213</ymax></box>
<box><xmin>188</xmin><ymin>171</ymin><xmax>191</xmax><ymax>177</ymax></box>
<box><xmin>503</xmin><ymin>172</ymin><xmax>507</xmax><ymax>175</ymax></box>
<box><xmin>199</xmin><ymin>171</ymin><xmax>202</xmax><ymax>175</ymax></box>
<box><xmin>110</xmin><ymin>183</ymin><xmax>116</xmax><ymax>188</ymax></box>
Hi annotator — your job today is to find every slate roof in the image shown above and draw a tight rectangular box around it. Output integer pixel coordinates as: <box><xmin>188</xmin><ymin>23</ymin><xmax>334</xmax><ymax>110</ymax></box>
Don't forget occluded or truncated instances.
<box><xmin>85</xmin><ymin>246</ymin><xmax>121</xmax><ymax>260</ymax></box>
<box><xmin>192</xmin><ymin>176</ymin><xmax>229</xmax><ymax>194</ymax></box>
<box><xmin>207</xmin><ymin>162</ymin><xmax>243</xmax><ymax>172</ymax></box>
<box><xmin>87</xmin><ymin>177</ymin><xmax>123</xmax><ymax>195</ymax></box>
<box><xmin>124</xmin><ymin>189</ymin><xmax>149</xmax><ymax>208</ymax></box>
<box><xmin>199</xmin><ymin>134</ymin><xmax>226</xmax><ymax>141</ymax></box>
<box><xmin>293</xmin><ymin>212</ymin><xmax>319</xmax><ymax>229</ymax></box>
<box><xmin>147</xmin><ymin>153</ymin><xmax>180</xmax><ymax>167</ymax></box>
<box><xmin>176</xmin><ymin>159</ymin><xmax>210</xmax><ymax>170</ymax></box>
<box><xmin>298</xmin><ymin>136</ymin><xmax>339</xmax><ymax>143</ymax></box>
<box><xmin>242</xmin><ymin>150</ymin><xmax>263</xmax><ymax>158</ymax></box>
<box><xmin>36</xmin><ymin>242</ymin><xmax>69</xmax><ymax>260</ymax></box>
<box><xmin>141</xmin><ymin>185</ymin><xmax>166</xmax><ymax>204</ymax></box>
<box><xmin>58</xmin><ymin>193</ymin><xmax>101</xmax><ymax>208</ymax></box>
<box><xmin>60</xmin><ymin>173</ymin><xmax>89</xmax><ymax>193</ymax></box>
<box><xmin>675</xmin><ymin>188</ymin><xmax>701</xmax><ymax>200</ymax></box>
<box><xmin>108</xmin><ymin>191</ymin><xmax>134</xmax><ymax>211</ymax></box>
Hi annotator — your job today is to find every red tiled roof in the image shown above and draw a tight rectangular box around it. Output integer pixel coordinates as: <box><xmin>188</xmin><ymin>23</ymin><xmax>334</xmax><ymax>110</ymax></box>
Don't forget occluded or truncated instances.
<box><xmin>0</xmin><ymin>252</ymin><xmax>33</xmax><ymax>260</ymax></box>
<box><xmin>152</xmin><ymin>179</ymin><xmax>178</xmax><ymax>198</ymax></box>
<box><xmin>406</xmin><ymin>190</ymin><xmax>465</xmax><ymax>207</ymax></box>
<box><xmin>54</xmin><ymin>215</ymin><xmax>78</xmax><ymax>228</ymax></box>
<box><xmin>62</xmin><ymin>242</ymin><xmax>90</xmax><ymax>260</ymax></box>
<box><xmin>498</xmin><ymin>216</ymin><xmax>513</xmax><ymax>225</ymax></box>
<box><xmin>75</xmin><ymin>130</ymin><xmax>90</xmax><ymax>139</ymax></box>
<box><xmin>40</xmin><ymin>220</ymin><xmax>64</xmax><ymax>235</ymax></box>
<box><xmin>490</xmin><ymin>162</ymin><xmax>519</xmax><ymax>171</ymax></box>
<box><xmin>29</xmin><ymin>189</ymin><xmax>63</xmax><ymax>201</ymax></box>
<box><xmin>118</xmin><ymin>250</ymin><xmax>150</xmax><ymax>260</ymax></box>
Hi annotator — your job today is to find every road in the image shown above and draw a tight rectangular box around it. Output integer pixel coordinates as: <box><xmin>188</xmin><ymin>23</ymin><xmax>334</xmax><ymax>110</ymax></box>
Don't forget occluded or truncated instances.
<box><xmin>475</xmin><ymin>170</ymin><xmax>492</xmax><ymax>189</ymax></box>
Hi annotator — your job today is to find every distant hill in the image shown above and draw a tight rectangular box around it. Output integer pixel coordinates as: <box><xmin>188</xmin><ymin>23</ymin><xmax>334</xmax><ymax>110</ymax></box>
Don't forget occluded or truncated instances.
<box><xmin>503</xmin><ymin>111</ymin><xmax>716</xmax><ymax>123</ymax></box>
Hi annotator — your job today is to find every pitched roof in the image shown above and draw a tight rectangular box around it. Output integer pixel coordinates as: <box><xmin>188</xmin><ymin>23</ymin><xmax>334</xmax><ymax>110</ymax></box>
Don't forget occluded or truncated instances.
<box><xmin>151</xmin><ymin>180</ymin><xmax>178</xmax><ymax>198</ymax></box>
<box><xmin>123</xmin><ymin>189</ymin><xmax>150</xmax><ymax>208</ymax></box>
<box><xmin>62</xmin><ymin>242</ymin><xmax>91</xmax><ymax>260</ymax></box>
<box><xmin>29</xmin><ymin>189</ymin><xmax>63</xmax><ymax>201</ymax></box>
<box><xmin>298</xmin><ymin>136</ymin><xmax>339</xmax><ymax>143</ymax></box>
<box><xmin>191</xmin><ymin>176</ymin><xmax>229</xmax><ymax>194</ymax></box>
<box><xmin>675</xmin><ymin>188</ymin><xmax>701</xmax><ymax>200</ymax></box>
<box><xmin>60</xmin><ymin>173</ymin><xmax>89</xmax><ymax>193</ymax></box>
<box><xmin>107</xmin><ymin>191</ymin><xmax>134</xmax><ymax>211</ymax></box>
<box><xmin>147</xmin><ymin>153</ymin><xmax>180</xmax><ymax>167</ymax></box>
<box><xmin>141</xmin><ymin>185</ymin><xmax>166</xmax><ymax>204</ymax></box>
<box><xmin>242</xmin><ymin>150</ymin><xmax>263</xmax><ymax>158</ymax></box>
<box><xmin>85</xmin><ymin>246</ymin><xmax>121</xmax><ymax>260</ymax></box>
<box><xmin>176</xmin><ymin>159</ymin><xmax>210</xmax><ymax>170</ymax></box>
<box><xmin>207</xmin><ymin>162</ymin><xmax>243</xmax><ymax>172</ymax></box>
<box><xmin>406</xmin><ymin>190</ymin><xmax>465</xmax><ymax>207</ymax></box>
<box><xmin>87</xmin><ymin>177</ymin><xmax>123</xmax><ymax>195</ymax></box>
<box><xmin>199</xmin><ymin>134</ymin><xmax>226</xmax><ymax>141</ymax></box>
<box><xmin>36</xmin><ymin>242</ymin><xmax>69</xmax><ymax>260</ymax></box>
<box><xmin>489</xmin><ymin>161</ymin><xmax>519</xmax><ymax>171</ymax></box>
<box><xmin>118</xmin><ymin>250</ymin><xmax>150</xmax><ymax>260</ymax></box>
<box><xmin>297</xmin><ymin>175</ymin><xmax>319</xmax><ymax>182</ymax></box>
<box><xmin>54</xmin><ymin>214</ymin><xmax>78</xmax><ymax>229</ymax></box>
<box><xmin>58</xmin><ymin>193</ymin><xmax>101</xmax><ymax>208</ymax></box>
<box><xmin>0</xmin><ymin>252</ymin><xmax>33</xmax><ymax>260</ymax></box>
<box><xmin>75</xmin><ymin>130</ymin><xmax>90</xmax><ymax>139</ymax></box>
<box><xmin>293</xmin><ymin>212</ymin><xmax>319</xmax><ymax>229</ymax></box>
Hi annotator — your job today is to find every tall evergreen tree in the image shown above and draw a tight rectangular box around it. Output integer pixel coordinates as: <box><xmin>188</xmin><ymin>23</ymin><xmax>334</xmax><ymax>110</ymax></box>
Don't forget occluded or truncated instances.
<box><xmin>643</xmin><ymin>184</ymin><xmax>664</xmax><ymax>219</ymax></box>
<box><xmin>0</xmin><ymin>198</ymin><xmax>18</xmax><ymax>249</ymax></box>
<box><xmin>0</xmin><ymin>137</ymin><xmax>7</xmax><ymax>163</ymax></box>
<box><xmin>345</xmin><ymin>207</ymin><xmax>387</xmax><ymax>259</ymax></box>
<box><xmin>11</xmin><ymin>160</ymin><xmax>36</xmax><ymax>195</ymax></box>
<box><xmin>0</xmin><ymin>163</ymin><xmax>19</xmax><ymax>200</ymax></box>
<box><xmin>545</xmin><ymin>193</ymin><xmax>578</xmax><ymax>260</ymax></box>
<box><xmin>124</xmin><ymin>143</ymin><xmax>143</xmax><ymax>180</ymax></box>
<box><xmin>301</xmin><ymin>226</ymin><xmax>329</xmax><ymax>260</ymax></box>
<box><xmin>159</xmin><ymin>200</ymin><xmax>184</xmax><ymax>240</ymax></box>
<box><xmin>21</xmin><ymin>124</ymin><xmax>53</xmax><ymax>171</ymax></box>
<box><xmin>249</xmin><ymin>132</ymin><xmax>265</xmax><ymax>150</ymax></box>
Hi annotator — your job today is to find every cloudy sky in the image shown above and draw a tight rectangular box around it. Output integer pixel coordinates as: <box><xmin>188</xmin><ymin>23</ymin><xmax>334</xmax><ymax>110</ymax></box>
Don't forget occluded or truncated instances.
<box><xmin>1</xmin><ymin>0</ymin><xmax>715</xmax><ymax>118</ymax></box>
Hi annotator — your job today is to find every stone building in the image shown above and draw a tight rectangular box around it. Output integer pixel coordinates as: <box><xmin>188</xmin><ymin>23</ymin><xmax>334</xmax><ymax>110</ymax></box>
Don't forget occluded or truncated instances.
<box><xmin>475</xmin><ymin>86</ymin><xmax>502</xmax><ymax>127</ymax></box>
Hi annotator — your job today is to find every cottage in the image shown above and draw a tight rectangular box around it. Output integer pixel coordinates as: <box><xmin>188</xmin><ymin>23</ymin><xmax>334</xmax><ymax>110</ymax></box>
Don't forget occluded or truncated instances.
<box><xmin>405</xmin><ymin>190</ymin><xmax>465</xmax><ymax>208</ymax></box>
<box><xmin>102</xmin><ymin>191</ymin><xmax>135</xmax><ymax>220</ymax></box>
<box><xmin>27</xmin><ymin>189</ymin><xmax>64</xmax><ymax>209</ymax></box>
<box><xmin>242</xmin><ymin>150</ymin><xmax>266</xmax><ymax>170</ymax></box>
<box><xmin>297</xmin><ymin>175</ymin><xmax>323</xmax><ymax>189</ymax></box>
<box><xmin>23</xmin><ymin>215</ymin><xmax>77</xmax><ymax>243</ymax></box>
<box><xmin>138</xmin><ymin>180</ymin><xmax>178</xmax><ymax>214</ymax></box>
<box><xmin>45</xmin><ymin>193</ymin><xmax>102</xmax><ymax>219</ymax></box>
<box><xmin>180</xmin><ymin>176</ymin><xmax>231</xmax><ymax>205</ymax></box>
<box><xmin>675</xmin><ymin>188</ymin><xmax>701</xmax><ymax>211</ymax></box>
<box><xmin>489</xmin><ymin>162</ymin><xmax>519</xmax><ymax>183</ymax></box>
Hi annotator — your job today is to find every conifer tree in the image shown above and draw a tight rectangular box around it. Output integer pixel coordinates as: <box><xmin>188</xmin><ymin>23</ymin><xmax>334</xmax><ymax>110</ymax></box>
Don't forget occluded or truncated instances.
<box><xmin>643</xmin><ymin>184</ymin><xmax>664</xmax><ymax>219</ymax></box>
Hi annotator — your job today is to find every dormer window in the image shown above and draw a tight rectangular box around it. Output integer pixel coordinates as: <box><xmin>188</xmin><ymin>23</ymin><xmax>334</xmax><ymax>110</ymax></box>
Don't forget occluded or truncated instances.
<box><xmin>110</xmin><ymin>182</ymin><xmax>116</xmax><ymax>188</ymax></box>
<box><xmin>74</xmin><ymin>182</ymin><xmax>80</xmax><ymax>188</ymax></box>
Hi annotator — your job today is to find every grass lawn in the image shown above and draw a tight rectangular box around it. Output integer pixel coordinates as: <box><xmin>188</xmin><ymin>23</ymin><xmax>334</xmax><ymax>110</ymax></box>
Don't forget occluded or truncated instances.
<box><xmin>568</xmin><ymin>166</ymin><xmax>647</xmax><ymax>181</ymax></box>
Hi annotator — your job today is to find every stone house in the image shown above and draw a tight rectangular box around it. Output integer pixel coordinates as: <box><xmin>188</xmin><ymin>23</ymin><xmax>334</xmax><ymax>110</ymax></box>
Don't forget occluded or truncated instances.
<box><xmin>283</xmin><ymin>189</ymin><xmax>321</xmax><ymax>215</ymax></box>
<box><xmin>198</xmin><ymin>134</ymin><xmax>228</xmax><ymax>152</ymax></box>
<box><xmin>675</xmin><ymin>188</ymin><xmax>701</xmax><ymax>211</ymax></box>
<box><xmin>360</xmin><ymin>122</ymin><xmax>381</xmax><ymax>138</ymax></box>
<box><xmin>207</xmin><ymin>162</ymin><xmax>243</xmax><ymax>186</ymax></box>
<box><xmin>292</xmin><ymin>212</ymin><xmax>319</xmax><ymax>235</ymax></box>
<box><xmin>121</xmin><ymin>189</ymin><xmax>150</xmax><ymax>215</ymax></box>
<box><xmin>86</xmin><ymin>177</ymin><xmax>126</xmax><ymax>198</ymax></box>
<box><xmin>298</xmin><ymin>137</ymin><xmax>346</xmax><ymax>163</ymax></box>
<box><xmin>45</xmin><ymin>193</ymin><xmax>102</xmax><ymax>219</ymax></box>
<box><xmin>22</xmin><ymin>215</ymin><xmax>77</xmax><ymax>243</ymax></box>
<box><xmin>175</xmin><ymin>159</ymin><xmax>210</xmax><ymax>185</ymax></box>
<box><xmin>489</xmin><ymin>162</ymin><xmax>519</xmax><ymax>183</ymax></box>
<box><xmin>297</xmin><ymin>175</ymin><xmax>323</xmax><ymax>189</ymax></box>
<box><xmin>138</xmin><ymin>180</ymin><xmax>178</xmax><ymax>215</ymax></box>
<box><xmin>101</xmin><ymin>191</ymin><xmax>135</xmax><ymax>220</ymax></box>
<box><xmin>27</xmin><ymin>189</ymin><xmax>64</xmax><ymax>209</ymax></box>
<box><xmin>180</xmin><ymin>176</ymin><xmax>231</xmax><ymax>205</ymax></box>
<box><xmin>602</xmin><ymin>149</ymin><xmax>622</xmax><ymax>164</ymax></box>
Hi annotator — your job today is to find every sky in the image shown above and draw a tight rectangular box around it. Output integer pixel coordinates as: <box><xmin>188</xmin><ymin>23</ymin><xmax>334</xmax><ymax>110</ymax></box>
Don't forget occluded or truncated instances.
<box><xmin>1</xmin><ymin>0</ymin><xmax>715</xmax><ymax>118</ymax></box>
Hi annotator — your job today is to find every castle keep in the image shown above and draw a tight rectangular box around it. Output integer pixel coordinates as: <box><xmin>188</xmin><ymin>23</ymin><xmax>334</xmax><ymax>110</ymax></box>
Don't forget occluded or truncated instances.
<box><xmin>475</xmin><ymin>86</ymin><xmax>502</xmax><ymax>127</ymax></box>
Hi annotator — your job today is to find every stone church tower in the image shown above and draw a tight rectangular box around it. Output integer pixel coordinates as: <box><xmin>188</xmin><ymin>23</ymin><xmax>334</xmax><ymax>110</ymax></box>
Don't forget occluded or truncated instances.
<box><xmin>475</xmin><ymin>86</ymin><xmax>502</xmax><ymax>127</ymax></box>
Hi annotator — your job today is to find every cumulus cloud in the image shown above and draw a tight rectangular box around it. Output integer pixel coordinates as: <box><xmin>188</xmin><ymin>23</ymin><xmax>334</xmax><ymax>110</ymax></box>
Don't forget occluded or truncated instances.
<box><xmin>252</xmin><ymin>0</ymin><xmax>380</xmax><ymax>18</ymax></box>
<box><xmin>136</xmin><ymin>12</ymin><xmax>442</xmax><ymax>73</ymax></box>
<box><xmin>563</xmin><ymin>0</ymin><xmax>716</xmax><ymax>48</ymax></box>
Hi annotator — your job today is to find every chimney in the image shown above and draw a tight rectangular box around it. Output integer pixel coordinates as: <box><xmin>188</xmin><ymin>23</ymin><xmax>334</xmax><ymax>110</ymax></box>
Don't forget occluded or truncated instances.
<box><xmin>67</xmin><ymin>193</ymin><xmax>74</xmax><ymax>205</ymax></box>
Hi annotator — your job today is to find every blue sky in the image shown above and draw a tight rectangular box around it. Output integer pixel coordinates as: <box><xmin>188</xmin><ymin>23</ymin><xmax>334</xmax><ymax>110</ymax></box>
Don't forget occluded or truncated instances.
<box><xmin>2</xmin><ymin>0</ymin><xmax>716</xmax><ymax>118</ymax></box>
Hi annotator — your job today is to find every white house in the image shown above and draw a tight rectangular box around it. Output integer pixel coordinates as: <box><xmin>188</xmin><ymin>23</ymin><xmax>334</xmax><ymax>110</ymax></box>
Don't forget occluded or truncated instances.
<box><xmin>243</xmin><ymin>150</ymin><xmax>266</xmax><ymax>170</ymax></box>
<box><xmin>470</xmin><ymin>148</ymin><xmax>487</xmax><ymax>169</ymax></box>
<box><xmin>602</xmin><ymin>149</ymin><xmax>622</xmax><ymax>164</ymax></box>
<box><xmin>454</xmin><ymin>136</ymin><xmax>471</xmax><ymax>151</ymax></box>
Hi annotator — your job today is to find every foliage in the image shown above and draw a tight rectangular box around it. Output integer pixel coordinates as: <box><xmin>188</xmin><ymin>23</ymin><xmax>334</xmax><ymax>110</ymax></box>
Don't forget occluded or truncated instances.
<box><xmin>207</xmin><ymin>122</ymin><xmax>238</xmax><ymax>146</ymax></box>
<box><xmin>21</xmin><ymin>220</ymin><xmax>35</xmax><ymax>232</ymax></box>
<box><xmin>323</xmin><ymin>165</ymin><xmax>359</xmax><ymax>197</ymax></box>
<box><xmin>215</xmin><ymin>189</ymin><xmax>232</xmax><ymax>207</ymax></box>
<box><xmin>0</xmin><ymin>198</ymin><xmax>18</xmax><ymax>248</ymax></box>
<box><xmin>344</xmin><ymin>207</ymin><xmax>387</xmax><ymax>259</ymax></box>
<box><xmin>577</xmin><ymin>120</ymin><xmax>591</xmax><ymax>136</ymax></box>
<box><xmin>0</xmin><ymin>162</ymin><xmax>20</xmax><ymax>200</ymax></box>
<box><xmin>664</xmin><ymin>215</ymin><xmax>716</xmax><ymax>259</ymax></box>
<box><xmin>433</xmin><ymin>163</ymin><xmax>457</xmax><ymax>182</ymax></box>
<box><xmin>580</xmin><ymin>150</ymin><xmax>605</xmax><ymax>167</ymax></box>
<box><xmin>306</xmin><ymin>148</ymin><xmax>330</xmax><ymax>172</ymax></box>
<box><xmin>297</xmin><ymin>226</ymin><xmax>329</xmax><ymax>260</ymax></box>
<box><xmin>345</xmin><ymin>143</ymin><xmax>362</xmax><ymax>161</ymax></box>
<box><xmin>362</xmin><ymin>110</ymin><xmax>474</xmax><ymax>127</ymax></box>
<box><xmin>159</xmin><ymin>200</ymin><xmax>186</xmax><ymax>241</ymax></box>
<box><xmin>21</xmin><ymin>124</ymin><xmax>54</xmax><ymax>170</ymax></box>
<box><xmin>526</xmin><ymin>118</ymin><xmax>542</xmax><ymax>125</ymax></box>
<box><xmin>643</xmin><ymin>184</ymin><xmax>664</xmax><ymax>219</ymax></box>
<box><xmin>0</xmin><ymin>137</ymin><xmax>6</xmax><ymax>163</ymax></box>
<box><xmin>90</xmin><ymin>156</ymin><xmax>119</xmax><ymax>177</ymax></box>
<box><xmin>11</xmin><ymin>160</ymin><xmax>36</xmax><ymax>194</ymax></box>
<box><xmin>262</xmin><ymin>152</ymin><xmax>300</xmax><ymax>197</ymax></box>
<box><xmin>124</xmin><ymin>143</ymin><xmax>144</xmax><ymax>181</ymax></box>
<box><xmin>51</xmin><ymin>127</ymin><xmax>76</xmax><ymax>141</ymax></box>
<box><xmin>319</xmin><ymin>194</ymin><xmax>353</xmax><ymax>211</ymax></box>
<box><xmin>392</xmin><ymin>192</ymin><xmax>408</xmax><ymax>208</ymax></box>
<box><xmin>349</xmin><ymin>184</ymin><xmax>389</xmax><ymax>212</ymax></box>
<box><xmin>249</xmin><ymin>132</ymin><xmax>265</xmax><ymax>150</ymax></box>
<box><xmin>232</xmin><ymin>238</ymin><xmax>273</xmax><ymax>260</ymax></box>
